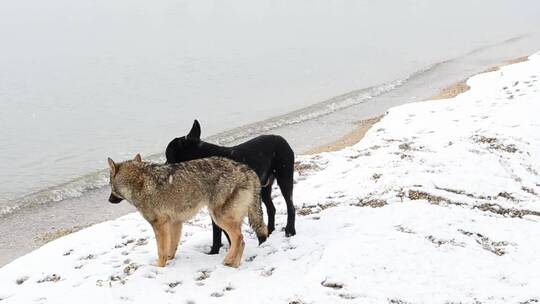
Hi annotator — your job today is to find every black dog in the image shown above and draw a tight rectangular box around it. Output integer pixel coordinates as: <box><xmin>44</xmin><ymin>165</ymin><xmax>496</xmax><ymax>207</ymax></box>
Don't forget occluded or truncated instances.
<box><xmin>165</xmin><ymin>120</ymin><xmax>296</xmax><ymax>254</ymax></box>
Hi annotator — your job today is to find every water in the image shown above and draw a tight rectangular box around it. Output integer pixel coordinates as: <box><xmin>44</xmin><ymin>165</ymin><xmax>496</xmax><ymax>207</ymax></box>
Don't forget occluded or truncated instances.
<box><xmin>1</xmin><ymin>0</ymin><xmax>540</xmax><ymax>215</ymax></box>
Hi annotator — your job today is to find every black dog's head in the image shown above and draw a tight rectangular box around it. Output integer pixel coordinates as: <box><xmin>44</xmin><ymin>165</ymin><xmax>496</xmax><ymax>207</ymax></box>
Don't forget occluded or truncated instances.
<box><xmin>165</xmin><ymin>120</ymin><xmax>203</xmax><ymax>164</ymax></box>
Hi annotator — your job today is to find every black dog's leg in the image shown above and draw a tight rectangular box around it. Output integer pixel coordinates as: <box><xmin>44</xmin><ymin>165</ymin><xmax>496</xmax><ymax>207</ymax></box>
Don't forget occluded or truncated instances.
<box><xmin>208</xmin><ymin>220</ymin><xmax>223</xmax><ymax>254</ymax></box>
<box><xmin>276</xmin><ymin>171</ymin><xmax>296</xmax><ymax>237</ymax></box>
<box><xmin>261</xmin><ymin>182</ymin><xmax>276</xmax><ymax>235</ymax></box>
<box><xmin>208</xmin><ymin>220</ymin><xmax>231</xmax><ymax>255</ymax></box>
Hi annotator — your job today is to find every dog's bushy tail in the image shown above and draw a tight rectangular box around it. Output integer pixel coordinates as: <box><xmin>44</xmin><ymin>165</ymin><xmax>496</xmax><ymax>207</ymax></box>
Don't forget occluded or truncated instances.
<box><xmin>247</xmin><ymin>180</ymin><xmax>268</xmax><ymax>245</ymax></box>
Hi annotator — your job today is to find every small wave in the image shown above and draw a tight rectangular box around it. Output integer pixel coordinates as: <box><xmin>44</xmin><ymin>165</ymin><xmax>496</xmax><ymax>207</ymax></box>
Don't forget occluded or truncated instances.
<box><xmin>0</xmin><ymin>154</ymin><xmax>167</xmax><ymax>218</ymax></box>
<box><xmin>0</xmin><ymin>170</ymin><xmax>109</xmax><ymax>217</ymax></box>
<box><xmin>0</xmin><ymin>65</ymin><xmax>437</xmax><ymax>218</ymax></box>
<box><xmin>0</xmin><ymin>201</ymin><xmax>19</xmax><ymax>217</ymax></box>
<box><xmin>206</xmin><ymin>65</ymin><xmax>437</xmax><ymax>146</ymax></box>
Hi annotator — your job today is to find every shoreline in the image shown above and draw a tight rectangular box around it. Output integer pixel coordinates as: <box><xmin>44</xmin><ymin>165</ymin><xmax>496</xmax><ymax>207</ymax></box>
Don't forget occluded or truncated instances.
<box><xmin>0</xmin><ymin>52</ymin><xmax>535</xmax><ymax>268</ymax></box>
<box><xmin>306</xmin><ymin>116</ymin><xmax>382</xmax><ymax>154</ymax></box>
<box><xmin>306</xmin><ymin>55</ymin><xmax>531</xmax><ymax>154</ymax></box>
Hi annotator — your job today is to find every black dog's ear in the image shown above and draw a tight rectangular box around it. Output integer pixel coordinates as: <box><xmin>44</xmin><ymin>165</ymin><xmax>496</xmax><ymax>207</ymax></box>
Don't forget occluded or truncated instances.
<box><xmin>186</xmin><ymin>119</ymin><xmax>201</xmax><ymax>140</ymax></box>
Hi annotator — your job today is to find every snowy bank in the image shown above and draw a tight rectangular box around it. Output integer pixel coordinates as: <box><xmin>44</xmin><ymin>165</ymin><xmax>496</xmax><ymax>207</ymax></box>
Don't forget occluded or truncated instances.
<box><xmin>1</xmin><ymin>53</ymin><xmax>540</xmax><ymax>303</ymax></box>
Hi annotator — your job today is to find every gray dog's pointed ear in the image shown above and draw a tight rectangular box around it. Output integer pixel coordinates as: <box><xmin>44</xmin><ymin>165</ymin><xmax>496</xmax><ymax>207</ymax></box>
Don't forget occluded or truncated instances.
<box><xmin>108</xmin><ymin>157</ymin><xmax>117</xmax><ymax>176</ymax></box>
<box><xmin>186</xmin><ymin>119</ymin><xmax>201</xmax><ymax>140</ymax></box>
<box><xmin>133</xmin><ymin>154</ymin><xmax>142</xmax><ymax>162</ymax></box>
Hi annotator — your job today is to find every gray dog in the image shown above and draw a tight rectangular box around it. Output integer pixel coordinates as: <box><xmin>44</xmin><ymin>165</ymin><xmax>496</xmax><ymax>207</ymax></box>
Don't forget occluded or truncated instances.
<box><xmin>107</xmin><ymin>154</ymin><xmax>268</xmax><ymax>268</ymax></box>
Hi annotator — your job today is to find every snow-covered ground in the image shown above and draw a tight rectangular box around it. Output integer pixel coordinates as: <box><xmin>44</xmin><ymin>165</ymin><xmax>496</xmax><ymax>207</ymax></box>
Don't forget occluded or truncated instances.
<box><xmin>1</xmin><ymin>53</ymin><xmax>540</xmax><ymax>303</ymax></box>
